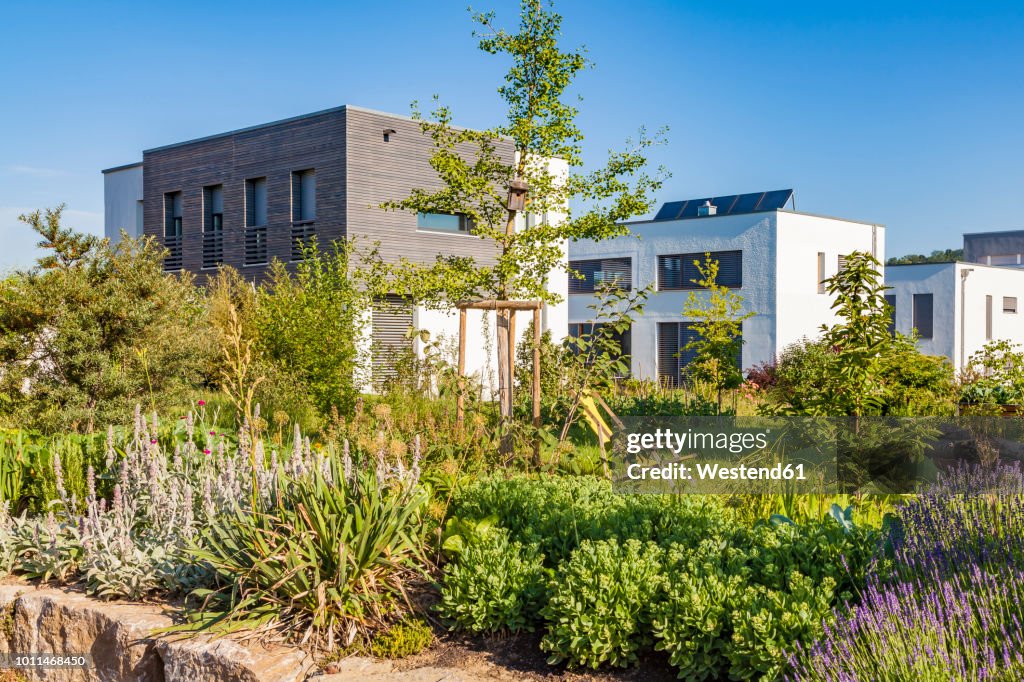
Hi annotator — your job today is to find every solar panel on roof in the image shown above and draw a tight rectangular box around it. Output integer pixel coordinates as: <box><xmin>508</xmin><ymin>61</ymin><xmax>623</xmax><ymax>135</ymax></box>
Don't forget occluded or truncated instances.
<box><xmin>679</xmin><ymin>199</ymin><xmax>712</xmax><ymax>218</ymax></box>
<box><xmin>651</xmin><ymin>189</ymin><xmax>794</xmax><ymax>221</ymax></box>
<box><xmin>654</xmin><ymin>201</ymin><xmax>685</xmax><ymax>221</ymax></box>
<box><xmin>755</xmin><ymin>189</ymin><xmax>794</xmax><ymax>211</ymax></box>
<box><xmin>710</xmin><ymin>195</ymin><xmax>739</xmax><ymax>213</ymax></box>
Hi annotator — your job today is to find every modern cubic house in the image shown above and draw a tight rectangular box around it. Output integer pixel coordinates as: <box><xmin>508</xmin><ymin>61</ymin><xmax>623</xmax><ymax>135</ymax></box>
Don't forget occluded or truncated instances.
<box><xmin>885</xmin><ymin>236</ymin><xmax>1024</xmax><ymax>372</ymax></box>
<box><xmin>102</xmin><ymin>105</ymin><xmax>568</xmax><ymax>388</ymax></box>
<box><xmin>567</xmin><ymin>190</ymin><xmax>885</xmax><ymax>384</ymax></box>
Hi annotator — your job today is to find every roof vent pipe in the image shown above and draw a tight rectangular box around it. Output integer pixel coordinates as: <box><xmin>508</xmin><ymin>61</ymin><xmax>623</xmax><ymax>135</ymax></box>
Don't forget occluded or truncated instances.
<box><xmin>697</xmin><ymin>200</ymin><xmax>717</xmax><ymax>217</ymax></box>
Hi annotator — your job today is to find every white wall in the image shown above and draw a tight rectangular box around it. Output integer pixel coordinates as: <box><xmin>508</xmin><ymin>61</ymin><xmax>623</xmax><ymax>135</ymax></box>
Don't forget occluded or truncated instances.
<box><xmin>887</xmin><ymin>262</ymin><xmax>1024</xmax><ymax>371</ymax></box>
<box><xmin>569</xmin><ymin>212</ymin><xmax>777</xmax><ymax>380</ymax></box>
<box><xmin>774</xmin><ymin>211</ymin><xmax>884</xmax><ymax>354</ymax></box>
<box><xmin>103</xmin><ymin>164</ymin><xmax>143</xmax><ymax>243</ymax></box>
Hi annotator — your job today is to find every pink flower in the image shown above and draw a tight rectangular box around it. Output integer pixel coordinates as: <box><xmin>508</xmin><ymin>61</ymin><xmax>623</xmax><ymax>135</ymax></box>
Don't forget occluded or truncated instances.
<box><xmin>209</xmin><ymin>430</ymin><xmax>216</xmax><ymax>436</ymax></box>
<box><xmin>203</xmin><ymin>448</ymin><xmax>211</xmax><ymax>455</ymax></box>
<box><xmin>150</xmin><ymin>438</ymin><xmax>158</xmax><ymax>444</ymax></box>
<box><xmin>198</xmin><ymin>400</ymin><xmax>206</xmax><ymax>406</ymax></box>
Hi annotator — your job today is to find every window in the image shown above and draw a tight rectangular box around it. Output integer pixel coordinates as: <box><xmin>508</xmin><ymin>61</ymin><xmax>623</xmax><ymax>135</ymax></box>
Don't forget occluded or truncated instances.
<box><xmin>567</xmin><ymin>323</ymin><xmax>632</xmax><ymax>375</ymax></box>
<box><xmin>990</xmin><ymin>254</ymin><xmax>1019</xmax><ymax>266</ymax></box>
<box><xmin>291</xmin><ymin>170</ymin><xmax>316</xmax><ymax>260</ymax></box>
<box><xmin>417</xmin><ymin>212</ymin><xmax>472</xmax><ymax>233</ymax></box>
<box><xmin>372</xmin><ymin>295</ymin><xmax>413</xmax><ymax>386</ymax></box>
<box><xmin>817</xmin><ymin>252</ymin><xmax>826</xmax><ymax>294</ymax></box>
<box><xmin>163</xmin><ymin>192</ymin><xmax>182</xmax><ymax>271</ymax></box>
<box><xmin>135</xmin><ymin>200</ymin><xmax>144</xmax><ymax>235</ymax></box>
<box><xmin>912</xmin><ymin>293</ymin><xmax>933</xmax><ymax>339</ymax></box>
<box><xmin>568</xmin><ymin>258</ymin><xmax>632</xmax><ymax>293</ymax></box>
<box><xmin>203</xmin><ymin>185</ymin><xmax>224</xmax><ymax>269</ymax></box>
<box><xmin>291</xmin><ymin>170</ymin><xmax>316</xmax><ymax>222</ymax></box>
<box><xmin>657</xmin><ymin>322</ymin><xmax>741</xmax><ymax>387</ymax></box>
<box><xmin>986</xmin><ymin>295</ymin><xmax>993</xmax><ymax>340</ymax></box>
<box><xmin>837</xmin><ymin>254</ymin><xmax>849</xmax><ymax>273</ymax></box>
<box><xmin>244</xmin><ymin>178</ymin><xmax>268</xmax><ymax>264</ymax></box>
<box><xmin>884</xmin><ymin>294</ymin><xmax>896</xmax><ymax>337</ymax></box>
<box><xmin>1004</xmin><ymin>296</ymin><xmax>1018</xmax><ymax>314</ymax></box>
<box><xmin>245</xmin><ymin>177</ymin><xmax>267</xmax><ymax>227</ymax></box>
<box><xmin>658</xmin><ymin>250</ymin><xmax>741</xmax><ymax>290</ymax></box>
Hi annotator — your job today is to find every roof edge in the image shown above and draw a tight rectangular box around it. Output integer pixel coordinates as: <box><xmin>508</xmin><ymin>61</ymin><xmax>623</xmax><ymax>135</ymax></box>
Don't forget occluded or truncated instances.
<box><xmin>101</xmin><ymin>161</ymin><xmax>143</xmax><ymax>174</ymax></box>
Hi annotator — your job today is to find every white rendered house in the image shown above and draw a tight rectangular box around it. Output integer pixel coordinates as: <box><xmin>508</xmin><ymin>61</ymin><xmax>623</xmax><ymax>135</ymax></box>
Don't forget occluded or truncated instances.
<box><xmin>884</xmin><ymin>262</ymin><xmax>1024</xmax><ymax>372</ymax></box>
<box><xmin>567</xmin><ymin>190</ymin><xmax>885</xmax><ymax>384</ymax></box>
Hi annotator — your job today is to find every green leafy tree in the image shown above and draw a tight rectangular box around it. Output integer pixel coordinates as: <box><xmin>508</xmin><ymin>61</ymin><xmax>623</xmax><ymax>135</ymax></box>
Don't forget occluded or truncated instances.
<box><xmin>251</xmin><ymin>239</ymin><xmax>388</xmax><ymax>419</ymax></box>
<box><xmin>382</xmin><ymin>0</ymin><xmax>667</xmax><ymax>427</ymax></box>
<box><xmin>0</xmin><ymin>206</ymin><xmax>210</xmax><ymax>432</ymax></box>
<box><xmin>680</xmin><ymin>253</ymin><xmax>754</xmax><ymax>409</ymax></box>
<box><xmin>814</xmin><ymin>251</ymin><xmax>892</xmax><ymax>417</ymax></box>
<box><xmin>886</xmin><ymin>248</ymin><xmax>962</xmax><ymax>265</ymax></box>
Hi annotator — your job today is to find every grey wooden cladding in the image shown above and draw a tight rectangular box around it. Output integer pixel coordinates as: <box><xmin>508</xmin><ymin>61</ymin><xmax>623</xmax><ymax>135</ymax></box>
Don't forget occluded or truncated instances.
<box><xmin>141</xmin><ymin>105</ymin><xmax>512</xmax><ymax>281</ymax></box>
<box><xmin>344</xmin><ymin>108</ymin><xmax>511</xmax><ymax>267</ymax></box>
<box><xmin>142</xmin><ymin>108</ymin><xmax>347</xmax><ymax>280</ymax></box>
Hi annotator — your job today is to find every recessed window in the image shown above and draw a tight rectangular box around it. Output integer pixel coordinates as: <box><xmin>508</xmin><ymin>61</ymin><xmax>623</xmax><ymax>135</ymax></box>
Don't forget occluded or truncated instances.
<box><xmin>1004</xmin><ymin>296</ymin><xmax>1018</xmax><ymax>314</ymax></box>
<box><xmin>203</xmin><ymin>185</ymin><xmax>224</xmax><ymax>269</ymax></box>
<box><xmin>657</xmin><ymin>250</ymin><xmax>742</xmax><ymax>290</ymax></box>
<box><xmin>417</xmin><ymin>212</ymin><xmax>471</xmax><ymax>233</ymax></box>
<box><xmin>245</xmin><ymin>177</ymin><xmax>267</xmax><ymax>227</ymax></box>
<box><xmin>568</xmin><ymin>258</ymin><xmax>632</xmax><ymax>293</ymax></box>
<box><xmin>986</xmin><ymin>295</ymin><xmax>993</xmax><ymax>340</ymax></box>
<box><xmin>163</xmin><ymin>192</ymin><xmax>182</xmax><ymax>271</ymax></box>
<box><xmin>658</xmin><ymin>322</ymin><xmax>741</xmax><ymax>387</ymax></box>
<box><xmin>913</xmin><ymin>293</ymin><xmax>933</xmax><ymax>339</ymax></box>
<box><xmin>291</xmin><ymin>170</ymin><xmax>316</xmax><ymax>222</ymax></box>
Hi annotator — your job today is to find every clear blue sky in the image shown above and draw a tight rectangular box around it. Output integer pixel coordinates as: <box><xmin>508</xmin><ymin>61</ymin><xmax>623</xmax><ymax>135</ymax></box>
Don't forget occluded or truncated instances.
<box><xmin>2</xmin><ymin>0</ymin><xmax>1022</xmax><ymax>271</ymax></box>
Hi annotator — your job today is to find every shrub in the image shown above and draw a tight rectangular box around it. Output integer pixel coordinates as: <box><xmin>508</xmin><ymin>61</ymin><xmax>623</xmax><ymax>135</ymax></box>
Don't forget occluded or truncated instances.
<box><xmin>437</xmin><ymin>528</ymin><xmax>547</xmax><ymax>634</ymax></box>
<box><xmin>369</xmin><ymin>617</ymin><xmax>433</xmax><ymax>658</ymax></box>
<box><xmin>540</xmin><ymin>539</ymin><xmax>665</xmax><ymax>669</ymax></box>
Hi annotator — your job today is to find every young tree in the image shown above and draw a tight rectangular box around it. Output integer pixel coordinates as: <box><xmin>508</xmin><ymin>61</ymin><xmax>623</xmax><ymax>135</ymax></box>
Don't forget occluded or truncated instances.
<box><xmin>382</xmin><ymin>0</ymin><xmax>667</xmax><ymax>432</ymax></box>
<box><xmin>680</xmin><ymin>253</ymin><xmax>754</xmax><ymax>410</ymax></box>
<box><xmin>0</xmin><ymin>206</ymin><xmax>210</xmax><ymax>432</ymax></box>
<box><xmin>815</xmin><ymin>250</ymin><xmax>892</xmax><ymax>417</ymax></box>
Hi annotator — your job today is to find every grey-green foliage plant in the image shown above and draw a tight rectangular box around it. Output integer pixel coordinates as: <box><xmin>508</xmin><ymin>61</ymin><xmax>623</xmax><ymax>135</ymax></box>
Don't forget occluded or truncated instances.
<box><xmin>960</xmin><ymin>339</ymin><xmax>1024</xmax><ymax>405</ymax></box>
<box><xmin>382</xmin><ymin>0</ymin><xmax>667</xmax><ymax>423</ymax></box>
<box><xmin>540</xmin><ymin>538</ymin><xmax>665</xmax><ymax>669</ymax></box>
<box><xmin>681</xmin><ymin>253</ymin><xmax>755</xmax><ymax>408</ymax></box>
<box><xmin>0</xmin><ymin>206</ymin><xmax>211</xmax><ymax>433</ymax></box>
<box><xmin>437</xmin><ymin>528</ymin><xmax>548</xmax><ymax>634</ymax></box>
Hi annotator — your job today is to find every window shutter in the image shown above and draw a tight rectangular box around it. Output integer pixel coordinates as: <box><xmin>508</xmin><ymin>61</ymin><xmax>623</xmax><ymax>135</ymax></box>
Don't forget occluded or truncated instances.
<box><xmin>1004</xmin><ymin>296</ymin><xmax>1018</xmax><ymax>314</ymax></box>
<box><xmin>658</xmin><ymin>255</ymin><xmax>682</xmax><ymax>290</ymax></box>
<box><xmin>714</xmin><ymin>251</ymin><xmax>742</xmax><ymax>288</ymax></box>
<box><xmin>568</xmin><ymin>260</ymin><xmax>599</xmax><ymax>294</ymax></box>
<box><xmin>597</xmin><ymin>258</ymin><xmax>632</xmax><ymax>290</ymax></box>
<box><xmin>817</xmin><ymin>252</ymin><xmax>826</xmax><ymax>294</ymax></box>
<box><xmin>837</xmin><ymin>254</ymin><xmax>849</xmax><ymax>273</ymax></box>
<box><xmin>372</xmin><ymin>295</ymin><xmax>413</xmax><ymax>385</ymax></box>
<box><xmin>657</xmin><ymin>322</ymin><xmax>680</xmax><ymax>386</ymax></box>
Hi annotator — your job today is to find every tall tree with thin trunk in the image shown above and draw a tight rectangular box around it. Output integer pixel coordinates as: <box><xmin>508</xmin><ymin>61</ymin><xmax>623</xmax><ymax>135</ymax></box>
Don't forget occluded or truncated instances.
<box><xmin>383</xmin><ymin>0</ymin><xmax>667</xmax><ymax>436</ymax></box>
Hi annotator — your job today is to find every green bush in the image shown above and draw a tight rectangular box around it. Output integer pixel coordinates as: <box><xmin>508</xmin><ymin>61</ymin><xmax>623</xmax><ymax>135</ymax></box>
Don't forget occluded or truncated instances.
<box><xmin>369</xmin><ymin>617</ymin><xmax>433</xmax><ymax>658</ymax></box>
<box><xmin>437</xmin><ymin>528</ymin><xmax>548</xmax><ymax>634</ymax></box>
<box><xmin>540</xmin><ymin>539</ymin><xmax>665</xmax><ymax>669</ymax></box>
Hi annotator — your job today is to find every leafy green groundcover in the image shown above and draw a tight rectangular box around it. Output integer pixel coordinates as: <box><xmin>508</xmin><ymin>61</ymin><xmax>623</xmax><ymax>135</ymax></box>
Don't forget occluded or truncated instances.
<box><xmin>438</xmin><ymin>476</ymin><xmax>878</xmax><ymax>680</ymax></box>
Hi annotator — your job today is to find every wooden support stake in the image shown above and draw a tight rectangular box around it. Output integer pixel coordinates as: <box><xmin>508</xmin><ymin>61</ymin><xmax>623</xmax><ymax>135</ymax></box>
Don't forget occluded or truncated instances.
<box><xmin>508</xmin><ymin>310</ymin><xmax>516</xmax><ymax>419</ymax></box>
<box><xmin>457</xmin><ymin>307</ymin><xmax>467</xmax><ymax>426</ymax></box>
<box><xmin>532</xmin><ymin>306</ymin><xmax>542</xmax><ymax>468</ymax></box>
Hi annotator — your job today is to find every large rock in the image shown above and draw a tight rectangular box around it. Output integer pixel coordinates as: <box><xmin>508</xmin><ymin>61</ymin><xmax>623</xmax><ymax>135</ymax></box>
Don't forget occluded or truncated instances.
<box><xmin>0</xmin><ymin>583</ymin><xmax>314</xmax><ymax>682</ymax></box>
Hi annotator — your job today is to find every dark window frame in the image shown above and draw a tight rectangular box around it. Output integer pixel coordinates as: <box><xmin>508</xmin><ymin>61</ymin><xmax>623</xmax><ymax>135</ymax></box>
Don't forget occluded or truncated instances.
<box><xmin>416</xmin><ymin>211</ymin><xmax>473</xmax><ymax>234</ymax></box>
<box><xmin>912</xmin><ymin>293</ymin><xmax>934</xmax><ymax>340</ymax></box>
<box><xmin>657</xmin><ymin>250</ymin><xmax>742</xmax><ymax>291</ymax></box>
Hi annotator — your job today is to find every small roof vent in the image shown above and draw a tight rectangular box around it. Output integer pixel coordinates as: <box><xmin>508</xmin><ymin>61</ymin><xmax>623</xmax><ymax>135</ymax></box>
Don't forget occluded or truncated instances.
<box><xmin>697</xmin><ymin>200</ymin><xmax>717</xmax><ymax>216</ymax></box>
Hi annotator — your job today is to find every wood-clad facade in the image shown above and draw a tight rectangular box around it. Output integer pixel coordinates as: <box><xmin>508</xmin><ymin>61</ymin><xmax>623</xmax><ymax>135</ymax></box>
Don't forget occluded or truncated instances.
<box><xmin>140</xmin><ymin>105</ymin><xmax>512</xmax><ymax>280</ymax></box>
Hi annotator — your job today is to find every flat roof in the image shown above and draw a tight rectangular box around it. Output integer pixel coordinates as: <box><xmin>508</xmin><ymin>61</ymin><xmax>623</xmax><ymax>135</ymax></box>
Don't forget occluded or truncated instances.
<box><xmin>963</xmin><ymin>229</ymin><xmax>1024</xmax><ymax>238</ymax></box>
<box><xmin>101</xmin><ymin>161</ymin><xmax>143</xmax><ymax>174</ymax></box>
<box><xmin>885</xmin><ymin>260</ymin><xmax>1024</xmax><ymax>273</ymax></box>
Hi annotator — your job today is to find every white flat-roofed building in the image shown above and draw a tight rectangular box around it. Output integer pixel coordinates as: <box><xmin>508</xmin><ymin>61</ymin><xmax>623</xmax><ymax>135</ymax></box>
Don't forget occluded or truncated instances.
<box><xmin>568</xmin><ymin>190</ymin><xmax>885</xmax><ymax>384</ymax></box>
